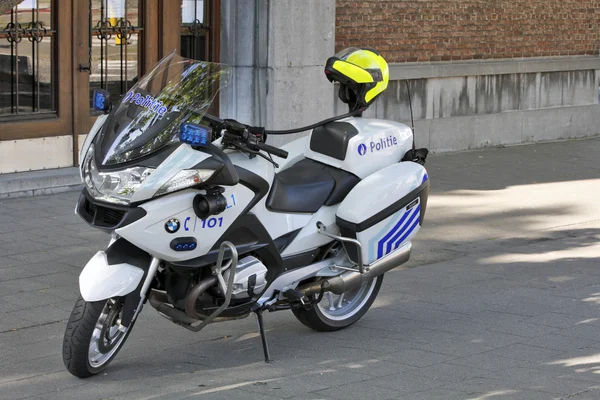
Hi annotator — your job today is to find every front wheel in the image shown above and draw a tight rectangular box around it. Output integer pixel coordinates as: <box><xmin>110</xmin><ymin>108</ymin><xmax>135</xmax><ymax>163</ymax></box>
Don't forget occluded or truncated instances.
<box><xmin>62</xmin><ymin>295</ymin><xmax>135</xmax><ymax>378</ymax></box>
<box><xmin>292</xmin><ymin>275</ymin><xmax>383</xmax><ymax>331</ymax></box>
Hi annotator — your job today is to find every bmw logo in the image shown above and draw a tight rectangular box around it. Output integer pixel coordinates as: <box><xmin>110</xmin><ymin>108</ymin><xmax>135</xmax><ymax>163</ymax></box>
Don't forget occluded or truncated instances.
<box><xmin>165</xmin><ymin>218</ymin><xmax>180</xmax><ymax>233</ymax></box>
<box><xmin>357</xmin><ymin>143</ymin><xmax>367</xmax><ymax>156</ymax></box>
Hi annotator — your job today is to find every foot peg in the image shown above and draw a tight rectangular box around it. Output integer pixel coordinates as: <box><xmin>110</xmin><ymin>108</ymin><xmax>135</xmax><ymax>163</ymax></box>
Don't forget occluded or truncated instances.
<box><xmin>282</xmin><ymin>289</ymin><xmax>310</xmax><ymax>305</ymax></box>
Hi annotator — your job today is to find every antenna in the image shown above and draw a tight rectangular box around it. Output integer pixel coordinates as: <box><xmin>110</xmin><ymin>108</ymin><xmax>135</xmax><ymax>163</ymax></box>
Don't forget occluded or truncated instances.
<box><xmin>405</xmin><ymin>80</ymin><xmax>416</xmax><ymax>153</ymax></box>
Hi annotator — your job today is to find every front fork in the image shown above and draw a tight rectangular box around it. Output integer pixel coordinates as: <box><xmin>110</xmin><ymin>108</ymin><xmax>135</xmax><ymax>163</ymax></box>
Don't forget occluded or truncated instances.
<box><xmin>80</xmin><ymin>237</ymin><xmax>162</xmax><ymax>330</ymax></box>
<box><xmin>120</xmin><ymin>257</ymin><xmax>161</xmax><ymax>330</ymax></box>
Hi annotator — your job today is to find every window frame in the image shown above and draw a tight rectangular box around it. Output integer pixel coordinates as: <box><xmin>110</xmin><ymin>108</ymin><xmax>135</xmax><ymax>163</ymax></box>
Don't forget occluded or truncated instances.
<box><xmin>0</xmin><ymin>0</ymin><xmax>72</xmax><ymax>141</ymax></box>
<box><xmin>73</xmin><ymin>0</ymin><xmax>149</xmax><ymax>165</ymax></box>
<box><xmin>179</xmin><ymin>0</ymin><xmax>220</xmax><ymax>63</ymax></box>
<box><xmin>87</xmin><ymin>0</ymin><xmax>146</xmax><ymax>116</ymax></box>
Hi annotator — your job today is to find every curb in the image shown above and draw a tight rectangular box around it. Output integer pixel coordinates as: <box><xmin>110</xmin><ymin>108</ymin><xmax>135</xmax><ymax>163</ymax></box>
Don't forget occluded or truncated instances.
<box><xmin>0</xmin><ymin>167</ymin><xmax>82</xmax><ymax>199</ymax></box>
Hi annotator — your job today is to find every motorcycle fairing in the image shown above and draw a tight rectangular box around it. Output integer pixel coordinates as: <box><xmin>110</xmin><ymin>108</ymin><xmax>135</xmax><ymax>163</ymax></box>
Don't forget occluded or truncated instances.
<box><xmin>115</xmin><ymin>185</ymin><xmax>255</xmax><ymax>263</ymax></box>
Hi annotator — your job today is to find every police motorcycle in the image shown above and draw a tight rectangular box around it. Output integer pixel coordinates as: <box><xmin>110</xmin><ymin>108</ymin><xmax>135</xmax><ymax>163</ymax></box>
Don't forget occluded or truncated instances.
<box><xmin>63</xmin><ymin>48</ymin><xmax>430</xmax><ymax>378</ymax></box>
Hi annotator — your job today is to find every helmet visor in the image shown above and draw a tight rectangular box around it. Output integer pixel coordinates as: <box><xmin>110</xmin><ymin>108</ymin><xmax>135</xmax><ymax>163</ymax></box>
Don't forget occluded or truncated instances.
<box><xmin>335</xmin><ymin>48</ymin><xmax>382</xmax><ymax>72</ymax></box>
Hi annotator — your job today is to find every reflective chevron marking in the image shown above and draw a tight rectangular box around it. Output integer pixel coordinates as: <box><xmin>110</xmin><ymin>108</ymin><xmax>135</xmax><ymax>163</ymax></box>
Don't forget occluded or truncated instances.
<box><xmin>376</xmin><ymin>205</ymin><xmax>420</xmax><ymax>259</ymax></box>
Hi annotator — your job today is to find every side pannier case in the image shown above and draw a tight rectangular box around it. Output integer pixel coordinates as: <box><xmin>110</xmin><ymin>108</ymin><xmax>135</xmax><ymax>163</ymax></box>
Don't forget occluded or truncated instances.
<box><xmin>336</xmin><ymin>162</ymin><xmax>429</xmax><ymax>265</ymax></box>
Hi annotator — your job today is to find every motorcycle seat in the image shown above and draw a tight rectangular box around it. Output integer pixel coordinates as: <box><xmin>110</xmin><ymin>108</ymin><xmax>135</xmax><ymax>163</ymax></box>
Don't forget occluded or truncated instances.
<box><xmin>266</xmin><ymin>158</ymin><xmax>360</xmax><ymax>213</ymax></box>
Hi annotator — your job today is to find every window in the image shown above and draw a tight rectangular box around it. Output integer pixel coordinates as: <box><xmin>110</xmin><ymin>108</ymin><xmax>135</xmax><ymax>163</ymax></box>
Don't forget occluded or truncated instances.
<box><xmin>180</xmin><ymin>0</ymin><xmax>208</xmax><ymax>61</ymax></box>
<box><xmin>0</xmin><ymin>0</ymin><xmax>56</xmax><ymax>118</ymax></box>
<box><xmin>88</xmin><ymin>0</ymin><xmax>142</xmax><ymax>111</ymax></box>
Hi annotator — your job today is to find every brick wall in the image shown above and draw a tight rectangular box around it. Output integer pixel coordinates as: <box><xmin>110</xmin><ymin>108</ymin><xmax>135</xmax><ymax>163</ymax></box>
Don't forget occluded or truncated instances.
<box><xmin>336</xmin><ymin>1</ymin><xmax>600</xmax><ymax>62</ymax></box>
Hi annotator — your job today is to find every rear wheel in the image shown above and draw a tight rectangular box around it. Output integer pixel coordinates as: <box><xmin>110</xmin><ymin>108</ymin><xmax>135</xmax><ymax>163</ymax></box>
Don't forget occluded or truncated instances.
<box><xmin>292</xmin><ymin>275</ymin><xmax>383</xmax><ymax>331</ymax></box>
<box><xmin>62</xmin><ymin>296</ymin><xmax>135</xmax><ymax>378</ymax></box>
<box><xmin>292</xmin><ymin>242</ymin><xmax>383</xmax><ymax>331</ymax></box>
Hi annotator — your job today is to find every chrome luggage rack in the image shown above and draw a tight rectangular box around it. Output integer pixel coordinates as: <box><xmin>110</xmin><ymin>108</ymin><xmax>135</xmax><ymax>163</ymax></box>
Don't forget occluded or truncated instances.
<box><xmin>316</xmin><ymin>222</ymin><xmax>367</xmax><ymax>274</ymax></box>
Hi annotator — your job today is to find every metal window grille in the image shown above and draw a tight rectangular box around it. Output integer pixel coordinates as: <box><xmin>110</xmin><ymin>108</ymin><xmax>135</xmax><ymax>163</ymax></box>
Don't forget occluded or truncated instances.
<box><xmin>180</xmin><ymin>0</ymin><xmax>208</xmax><ymax>61</ymax></box>
<box><xmin>0</xmin><ymin>0</ymin><xmax>56</xmax><ymax>117</ymax></box>
<box><xmin>87</xmin><ymin>0</ymin><xmax>142</xmax><ymax>111</ymax></box>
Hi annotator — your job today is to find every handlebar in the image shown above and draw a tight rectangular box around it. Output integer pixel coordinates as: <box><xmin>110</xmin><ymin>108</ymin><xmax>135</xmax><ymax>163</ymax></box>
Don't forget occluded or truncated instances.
<box><xmin>256</xmin><ymin>141</ymin><xmax>288</xmax><ymax>159</ymax></box>
<box><xmin>221</xmin><ymin>119</ymin><xmax>289</xmax><ymax>160</ymax></box>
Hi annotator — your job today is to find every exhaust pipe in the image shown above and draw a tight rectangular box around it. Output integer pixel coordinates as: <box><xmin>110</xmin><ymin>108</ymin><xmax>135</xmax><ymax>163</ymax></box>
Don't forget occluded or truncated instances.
<box><xmin>148</xmin><ymin>290</ymin><xmax>198</xmax><ymax>324</ymax></box>
<box><xmin>185</xmin><ymin>276</ymin><xmax>218</xmax><ymax>319</ymax></box>
<box><xmin>147</xmin><ymin>241</ymin><xmax>244</xmax><ymax>332</ymax></box>
<box><xmin>298</xmin><ymin>243</ymin><xmax>411</xmax><ymax>296</ymax></box>
<box><xmin>148</xmin><ymin>277</ymin><xmax>220</xmax><ymax>322</ymax></box>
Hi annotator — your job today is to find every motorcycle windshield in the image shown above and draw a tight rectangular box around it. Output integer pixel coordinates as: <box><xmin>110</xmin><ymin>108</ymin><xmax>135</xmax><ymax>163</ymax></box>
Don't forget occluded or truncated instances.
<box><xmin>97</xmin><ymin>52</ymin><xmax>232</xmax><ymax>166</ymax></box>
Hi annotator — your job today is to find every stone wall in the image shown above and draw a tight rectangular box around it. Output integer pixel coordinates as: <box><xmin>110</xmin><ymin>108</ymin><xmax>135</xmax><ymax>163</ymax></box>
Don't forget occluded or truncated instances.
<box><xmin>335</xmin><ymin>57</ymin><xmax>600</xmax><ymax>152</ymax></box>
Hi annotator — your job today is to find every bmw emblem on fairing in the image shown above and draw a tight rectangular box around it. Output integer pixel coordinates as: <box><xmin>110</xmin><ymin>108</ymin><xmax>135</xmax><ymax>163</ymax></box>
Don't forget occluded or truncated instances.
<box><xmin>357</xmin><ymin>143</ymin><xmax>367</xmax><ymax>156</ymax></box>
<box><xmin>165</xmin><ymin>219</ymin><xmax>180</xmax><ymax>233</ymax></box>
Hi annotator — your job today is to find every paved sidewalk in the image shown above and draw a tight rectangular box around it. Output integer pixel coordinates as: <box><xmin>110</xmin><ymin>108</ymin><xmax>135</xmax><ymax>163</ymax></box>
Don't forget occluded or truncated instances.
<box><xmin>0</xmin><ymin>137</ymin><xmax>599</xmax><ymax>399</ymax></box>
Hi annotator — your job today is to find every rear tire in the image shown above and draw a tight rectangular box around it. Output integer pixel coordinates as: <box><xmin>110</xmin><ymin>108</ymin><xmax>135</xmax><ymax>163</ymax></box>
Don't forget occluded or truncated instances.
<box><xmin>292</xmin><ymin>275</ymin><xmax>383</xmax><ymax>332</ymax></box>
<box><xmin>62</xmin><ymin>295</ymin><xmax>135</xmax><ymax>378</ymax></box>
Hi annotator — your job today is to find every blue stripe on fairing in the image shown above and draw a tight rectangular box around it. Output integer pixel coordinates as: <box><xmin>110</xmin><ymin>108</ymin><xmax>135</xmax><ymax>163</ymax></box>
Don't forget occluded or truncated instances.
<box><xmin>384</xmin><ymin>209</ymin><xmax>419</xmax><ymax>255</ymax></box>
<box><xmin>383</xmin><ymin>206</ymin><xmax>420</xmax><ymax>255</ymax></box>
<box><xmin>422</xmin><ymin>173</ymin><xmax>428</xmax><ymax>183</ymax></box>
<box><xmin>368</xmin><ymin>209</ymin><xmax>403</xmax><ymax>261</ymax></box>
<box><xmin>391</xmin><ymin>216</ymin><xmax>420</xmax><ymax>251</ymax></box>
<box><xmin>376</xmin><ymin>206</ymin><xmax>416</xmax><ymax>259</ymax></box>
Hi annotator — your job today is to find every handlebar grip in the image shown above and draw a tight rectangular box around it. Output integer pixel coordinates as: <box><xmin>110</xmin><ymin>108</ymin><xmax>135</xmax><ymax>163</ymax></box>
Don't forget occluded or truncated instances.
<box><xmin>256</xmin><ymin>142</ymin><xmax>289</xmax><ymax>159</ymax></box>
<box><xmin>223</xmin><ymin>119</ymin><xmax>246</xmax><ymax>135</ymax></box>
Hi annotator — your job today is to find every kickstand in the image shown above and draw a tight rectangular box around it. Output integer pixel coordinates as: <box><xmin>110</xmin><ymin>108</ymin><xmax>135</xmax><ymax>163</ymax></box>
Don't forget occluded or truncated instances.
<box><xmin>255</xmin><ymin>309</ymin><xmax>272</xmax><ymax>363</ymax></box>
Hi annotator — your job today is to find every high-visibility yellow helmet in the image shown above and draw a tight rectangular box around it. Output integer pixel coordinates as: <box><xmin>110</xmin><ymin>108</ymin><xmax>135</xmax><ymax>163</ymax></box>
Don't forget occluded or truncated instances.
<box><xmin>324</xmin><ymin>47</ymin><xmax>389</xmax><ymax>110</ymax></box>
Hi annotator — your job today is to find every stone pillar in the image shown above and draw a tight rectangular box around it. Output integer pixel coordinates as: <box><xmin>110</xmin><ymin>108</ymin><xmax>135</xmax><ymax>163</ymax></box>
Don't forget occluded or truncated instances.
<box><xmin>220</xmin><ymin>0</ymin><xmax>335</xmax><ymax>146</ymax></box>
<box><xmin>219</xmin><ymin>0</ymin><xmax>264</xmax><ymax>126</ymax></box>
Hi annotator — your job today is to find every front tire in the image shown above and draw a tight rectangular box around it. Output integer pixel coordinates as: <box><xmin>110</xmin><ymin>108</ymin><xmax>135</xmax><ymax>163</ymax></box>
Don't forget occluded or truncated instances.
<box><xmin>292</xmin><ymin>275</ymin><xmax>383</xmax><ymax>332</ymax></box>
<box><xmin>62</xmin><ymin>295</ymin><xmax>135</xmax><ymax>378</ymax></box>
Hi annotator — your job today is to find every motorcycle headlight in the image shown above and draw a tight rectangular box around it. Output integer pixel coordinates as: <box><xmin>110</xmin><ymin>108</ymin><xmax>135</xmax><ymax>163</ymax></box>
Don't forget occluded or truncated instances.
<box><xmin>154</xmin><ymin>169</ymin><xmax>215</xmax><ymax>197</ymax></box>
<box><xmin>82</xmin><ymin>145</ymin><xmax>154</xmax><ymax>205</ymax></box>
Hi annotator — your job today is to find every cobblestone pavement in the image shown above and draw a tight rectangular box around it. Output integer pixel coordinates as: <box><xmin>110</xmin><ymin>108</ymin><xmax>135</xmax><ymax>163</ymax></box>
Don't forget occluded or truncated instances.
<box><xmin>1</xmin><ymin>137</ymin><xmax>600</xmax><ymax>399</ymax></box>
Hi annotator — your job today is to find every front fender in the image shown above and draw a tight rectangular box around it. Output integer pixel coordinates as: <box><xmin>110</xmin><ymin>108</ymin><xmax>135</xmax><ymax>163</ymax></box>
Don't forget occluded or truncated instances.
<box><xmin>79</xmin><ymin>251</ymin><xmax>145</xmax><ymax>302</ymax></box>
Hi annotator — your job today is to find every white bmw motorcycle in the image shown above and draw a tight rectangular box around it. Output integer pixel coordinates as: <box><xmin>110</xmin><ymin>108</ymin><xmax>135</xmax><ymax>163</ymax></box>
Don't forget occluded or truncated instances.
<box><xmin>63</xmin><ymin>51</ymin><xmax>429</xmax><ymax>378</ymax></box>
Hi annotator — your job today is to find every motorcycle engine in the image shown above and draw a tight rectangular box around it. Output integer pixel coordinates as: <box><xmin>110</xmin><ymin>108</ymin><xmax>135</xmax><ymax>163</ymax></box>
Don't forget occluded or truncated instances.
<box><xmin>223</xmin><ymin>256</ymin><xmax>268</xmax><ymax>299</ymax></box>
